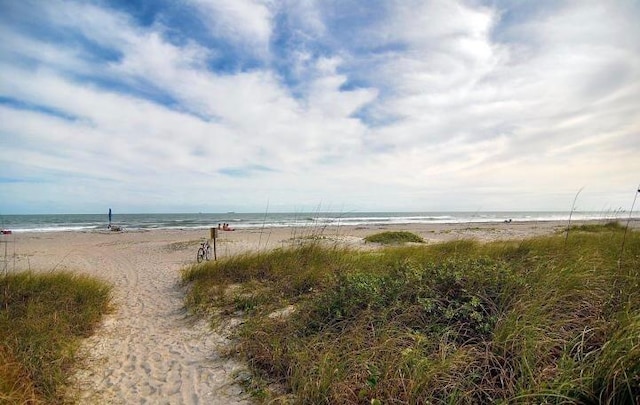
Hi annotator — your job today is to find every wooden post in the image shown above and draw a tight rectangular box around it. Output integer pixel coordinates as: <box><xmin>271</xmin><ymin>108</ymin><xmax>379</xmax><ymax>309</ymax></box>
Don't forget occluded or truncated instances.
<box><xmin>210</xmin><ymin>227</ymin><xmax>218</xmax><ymax>260</ymax></box>
<box><xmin>1</xmin><ymin>230</ymin><xmax>13</xmax><ymax>275</ymax></box>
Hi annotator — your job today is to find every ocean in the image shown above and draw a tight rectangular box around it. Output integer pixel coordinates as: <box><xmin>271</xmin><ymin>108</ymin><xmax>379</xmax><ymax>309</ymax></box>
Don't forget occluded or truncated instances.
<box><xmin>0</xmin><ymin>211</ymin><xmax>632</xmax><ymax>233</ymax></box>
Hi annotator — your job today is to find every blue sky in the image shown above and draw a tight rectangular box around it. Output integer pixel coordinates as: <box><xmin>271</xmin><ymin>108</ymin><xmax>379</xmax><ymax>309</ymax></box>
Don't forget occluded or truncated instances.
<box><xmin>1</xmin><ymin>0</ymin><xmax>638</xmax><ymax>214</ymax></box>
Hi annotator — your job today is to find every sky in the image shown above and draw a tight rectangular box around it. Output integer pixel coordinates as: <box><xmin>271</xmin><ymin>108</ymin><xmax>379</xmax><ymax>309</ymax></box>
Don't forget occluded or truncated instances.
<box><xmin>0</xmin><ymin>0</ymin><xmax>639</xmax><ymax>214</ymax></box>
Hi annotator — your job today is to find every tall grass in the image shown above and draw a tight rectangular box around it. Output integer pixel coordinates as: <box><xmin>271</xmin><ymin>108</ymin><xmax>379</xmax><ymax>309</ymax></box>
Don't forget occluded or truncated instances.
<box><xmin>182</xmin><ymin>225</ymin><xmax>639</xmax><ymax>404</ymax></box>
<box><xmin>1</xmin><ymin>271</ymin><xmax>112</xmax><ymax>404</ymax></box>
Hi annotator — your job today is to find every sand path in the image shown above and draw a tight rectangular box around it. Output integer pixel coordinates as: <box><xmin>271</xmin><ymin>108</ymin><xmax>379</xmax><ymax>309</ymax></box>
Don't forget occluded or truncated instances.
<box><xmin>14</xmin><ymin>231</ymin><xmax>250</xmax><ymax>404</ymax></box>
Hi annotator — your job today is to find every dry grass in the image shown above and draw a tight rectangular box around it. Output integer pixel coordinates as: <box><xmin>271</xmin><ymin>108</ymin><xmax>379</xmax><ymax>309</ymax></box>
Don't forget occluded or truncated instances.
<box><xmin>182</xmin><ymin>225</ymin><xmax>639</xmax><ymax>404</ymax></box>
<box><xmin>1</xmin><ymin>271</ymin><xmax>112</xmax><ymax>404</ymax></box>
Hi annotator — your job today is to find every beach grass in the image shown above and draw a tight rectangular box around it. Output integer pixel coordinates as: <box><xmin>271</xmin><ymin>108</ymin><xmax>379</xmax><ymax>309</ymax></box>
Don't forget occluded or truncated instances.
<box><xmin>181</xmin><ymin>224</ymin><xmax>639</xmax><ymax>404</ymax></box>
<box><xmin>364</xmin><ymin>231</ymin><xmax>425</xmax><ymax>244</ymax></box>
<box><xmin>0</xmin><ymin>271</ymin><xmax>112</xmax><ymax>404</ymax></box>
<box><xmin>565</xmin><ymin>220</ymin><xmax>626</xmax><ymax>233</ymax></box>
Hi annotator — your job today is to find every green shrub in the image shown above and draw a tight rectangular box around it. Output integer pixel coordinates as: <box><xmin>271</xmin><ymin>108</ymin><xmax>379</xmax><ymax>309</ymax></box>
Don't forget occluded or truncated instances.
<box><xmin>568</xmin><ymin>221</ymin><xmax>625</xmax><ymax>233</ymax></box>
<box><xmin>364</xmin><ymin>231</ymin><xmax>425</xmax><ymax>244</ymax></box>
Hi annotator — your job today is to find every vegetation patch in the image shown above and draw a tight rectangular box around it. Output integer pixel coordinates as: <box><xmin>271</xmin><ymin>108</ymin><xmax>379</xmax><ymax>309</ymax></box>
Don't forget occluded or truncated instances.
<box><xmin>567</xmin><ymin>220</ymin><xmax>625</xmax><ymax>233</ymax></box>
<box><xmin>364</xmin><ymin>231</ymin><xmax>425</xmax><ymax>244</ymax></box>
<box><xmin>1</xmin><ymin>271</ymin><xmax>112</xmax><ymax>404</ymax></box>
<box><xmin>182</xmin><ymin>225</ymin><xmax>639</xmax><ymax>404</ymax></box>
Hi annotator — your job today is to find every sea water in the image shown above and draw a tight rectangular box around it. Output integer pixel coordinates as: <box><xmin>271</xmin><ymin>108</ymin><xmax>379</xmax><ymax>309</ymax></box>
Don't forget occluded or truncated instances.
<box><xmin>0</xmin><ymin>211</ymin><xmax>632</xmax><ymax>233</ymax></box>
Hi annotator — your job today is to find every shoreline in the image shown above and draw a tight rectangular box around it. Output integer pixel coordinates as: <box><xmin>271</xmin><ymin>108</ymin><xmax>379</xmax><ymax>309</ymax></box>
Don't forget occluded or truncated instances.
<box><xmin>3</xmin><ymin>218</ymin><xmax>638</xmax><ymax>404</ymax></box>
<box><xmin>4</xmin><ymin>211</ymin><xmax>637</xmax><ymax>234</ymax></box>
<box><xmin>7</xmin><ymin>217</ymin><xmax>639</xmax><ymax>245</ymax></box>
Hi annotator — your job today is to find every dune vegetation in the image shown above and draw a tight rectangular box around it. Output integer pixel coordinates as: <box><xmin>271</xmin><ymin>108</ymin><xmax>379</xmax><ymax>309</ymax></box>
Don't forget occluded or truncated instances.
<box><xmin>182</xmin><ymin>223</ymin><xmax>639</xmax><ymax>404</ymax></box>
<box><xmin>364</xmin><ymin>231</ymin><xmax>425</xmax><ymax>245</ymax></box>
<box><xmin>0</xmin><ymin>271</ymin><xmax>112</xmax><ymax>404</ymax></box>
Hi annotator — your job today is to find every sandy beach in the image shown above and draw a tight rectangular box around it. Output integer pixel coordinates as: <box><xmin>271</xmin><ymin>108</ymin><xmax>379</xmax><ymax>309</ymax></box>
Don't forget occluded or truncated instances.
<box><xmin>5</xmin><ymin>219</ymin><xmax>635</xmax><ymax>403</ymax></box>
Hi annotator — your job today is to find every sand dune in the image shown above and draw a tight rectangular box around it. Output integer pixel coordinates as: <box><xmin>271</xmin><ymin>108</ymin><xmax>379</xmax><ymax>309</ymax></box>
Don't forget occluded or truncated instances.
<box><xmin>9</xmin><ymin>220</ymin><xmax>620</xmax><ymax>403</ymax></box>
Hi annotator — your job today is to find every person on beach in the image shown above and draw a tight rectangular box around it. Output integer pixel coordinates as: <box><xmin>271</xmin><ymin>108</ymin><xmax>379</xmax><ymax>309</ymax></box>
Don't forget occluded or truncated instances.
<box><xmin>222</xmin><ymin>223</ymin><xmax>234</xmax><ymax>231</ymax></box>
<box><xmin>108</xmin><ymin>208</ymin><xmax>112</xmax><ymax>229</ymax></box>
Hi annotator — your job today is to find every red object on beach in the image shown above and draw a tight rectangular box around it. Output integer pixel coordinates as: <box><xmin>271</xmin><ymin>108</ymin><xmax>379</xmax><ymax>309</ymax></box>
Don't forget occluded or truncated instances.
<box><xmin>1</xmin><ymin>230</ymin><xmax>11</xmax><ymax>235</ymax></box>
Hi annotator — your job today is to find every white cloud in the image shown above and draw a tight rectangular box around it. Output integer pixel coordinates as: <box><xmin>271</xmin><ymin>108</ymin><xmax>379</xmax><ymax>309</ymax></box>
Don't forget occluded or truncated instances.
<box><xmin>0</xmin><ymin>0</ymin><xmax>638</xmax><ymax>213</ymax></box>
<box><xmin>358</xmin><ymin>2</ymin><xmax>638</xmax><ymax>155</ymax></box>
<box><xmin>0</xmin><ymin>2</ymin><xmax>377</xmax><ymax>210</ymax></box>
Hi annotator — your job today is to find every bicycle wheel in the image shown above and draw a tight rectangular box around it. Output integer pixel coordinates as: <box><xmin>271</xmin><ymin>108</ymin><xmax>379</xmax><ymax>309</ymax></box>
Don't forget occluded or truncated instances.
<box><xmin>205</xmin><ymin>245</ymin><xmax>212</xmax><ymax>261</ymax></box>
<box><xmin>197</xmin><ymin>247</ymin><xmax>205</xmax><ymax>263</ymax></box>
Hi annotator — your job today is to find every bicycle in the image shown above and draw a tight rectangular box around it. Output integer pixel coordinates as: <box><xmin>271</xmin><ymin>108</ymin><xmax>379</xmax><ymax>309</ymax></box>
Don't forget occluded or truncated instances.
<box><xmin>196</xmin><ymin>240</ymin><xmax>212</xmax><ymax>263</ymax></box>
